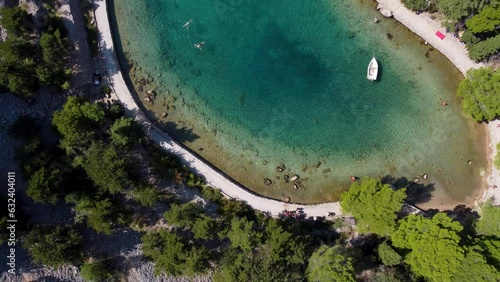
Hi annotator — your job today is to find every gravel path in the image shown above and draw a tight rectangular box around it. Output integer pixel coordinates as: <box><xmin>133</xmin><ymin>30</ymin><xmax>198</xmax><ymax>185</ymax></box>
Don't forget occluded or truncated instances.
<box><xmin>375</xmin><ymin>0</ymin><xmax>500</xmax><ymax>205</ymax></box>
<box><xmin>59</xmin><ymin>0</ymin><xmax>93</xmax><ymax>88</ymax></box>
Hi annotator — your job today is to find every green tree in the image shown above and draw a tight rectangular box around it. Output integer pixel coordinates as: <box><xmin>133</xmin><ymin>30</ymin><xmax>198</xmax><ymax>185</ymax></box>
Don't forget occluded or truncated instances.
<box><xmin>469</xmin><ymin>35</ymin><xmax>500</xmax><ymax>62</ymax></box>
<box><xmin>0</xmin><ymin>7</ymin><xmax>28</xmax><ymax>36</ymax></box>
<box><xmin>66</xmin><ymin>194</ymin><xmax>119</xmax><ymax>235</ymax></box>
<box><xmin>23</xmin><ymin>226</ymin><xmax>83</xmax><ymax>268</ymax></box>
<box><xmin>391</xmin><ymin>213</ymin><xmax>465</xmax><ymax>282</ymax></box>
<box><xmin>452</xmin><ymin>245</ymin><xmax>500</xmax><ymax>282</ymax></box>
<box><xmin>130</xmin><ymin>185</ymin><xmax>160</xmax><ymax>207</ymax></box>
<box><xmin>192</xmin><ymin>215</ymin><xmax>218</xmax><ymax>240</ymax></box>
<box><xmin>476</xmin><ymin>198</ymin><xmax>500</xmax><ymax>237</ymax></box>
<box><xmin>227</xmin><ymin>217</ymin><xmax>261</xmax><ymax>252</ymax></box>
<box><xmin>306</xmin><ymin>245</ymin><xmax>356</xmax><ymax>282</ymax></box>
<box><xmin>264</xmin><ymin>219</ymin><xmax>306</xmax><ymax>264</ymax></box>
<box><xmin>78</xmin><ymin>142</ymin><xmax>130</xmax><ymax>194</ymax></box>
<box><xmin>164</xmin><ymin>203</ymin><xmax>203</xmax><ymax>227</ymax></box>
<box><xmin>402</xmin><ymin>0</ymin><xmax>429</xmax><ymax>11</ymax></box>
<box><xmin>109</xmin><ymin>117</ymin><xmax>141</xmax><ymax>146</ymax></box>
<box><xmin>52</xmin><ymin>97</ymin><xmax>105</xmax><ymax>152</ymax></box>
<box><xmin>466</xmin><ymin>5</ymin><xmax>500</xmax><ymax>34</ymax></box>
<box><xmin>436</xmin><ymin>0</ymin><xmax>485</xmax><ymax>22</ymax></box>
<box><xmin>80</xmin><ymin>259</ymin><xmax>114</xmax><ymax>282</ymax></box>
<box><xmin>183</xmin><ymin>246</ymin><xmax>210</xmax><ymax>276</ymax></box>
<box><xmin>214</xmin><ymin>246</ymin><xmax>303</xmax><ymax>282</ymax></box>
<box><xmin>27</xmin><ymin>167</ymin><xmax>60</xmax><ymax>204</ymax></box>
<box><xmin>142</xmin><ymin>230</ymin><xmax>186</xmax><ymax>276</ymax></box>
<box><xmin>458</xmin><ymin>67</ymin><xmax>500</xmax><ymax>121</ymax></box>
<box><xmin>340</xmin><ymin>177</ymin><xmax>406</xmax><ymax>235</ymax></box>
<box><xmin>40</xmin><ymin>29</ymin><xmax>65</xmax><ymax>66</ymax></box>
<box><xmin>377</xmin><ymin>241</ymin><xmax>402</xmax><ymax>266</ymax></box>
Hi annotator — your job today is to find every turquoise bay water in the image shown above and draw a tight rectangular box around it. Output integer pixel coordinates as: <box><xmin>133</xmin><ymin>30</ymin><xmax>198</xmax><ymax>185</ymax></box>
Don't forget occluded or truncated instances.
<box><xmin>112</xmin><ymin>0</ymin><xmax>486</xmax><ymax>204</ymax></box>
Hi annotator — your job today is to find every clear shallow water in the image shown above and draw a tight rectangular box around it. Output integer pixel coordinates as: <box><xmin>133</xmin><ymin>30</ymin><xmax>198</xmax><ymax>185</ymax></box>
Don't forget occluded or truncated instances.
<box><xmin>112</xmin><ymin>0</ymin><xmax>486</xmax><ymax>204</ymax></box>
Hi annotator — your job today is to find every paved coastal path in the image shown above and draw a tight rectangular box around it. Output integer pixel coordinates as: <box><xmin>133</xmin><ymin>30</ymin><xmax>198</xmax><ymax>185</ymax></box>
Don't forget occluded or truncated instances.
<box><xmin>93</xmin><ymin>0</ymin><xmax>342</xmax><ymax>218</ymax></box>
<box><xmin>376</xmin><ymin>0</ymin><xmax>500</xmax><ymax>205</ymax></box>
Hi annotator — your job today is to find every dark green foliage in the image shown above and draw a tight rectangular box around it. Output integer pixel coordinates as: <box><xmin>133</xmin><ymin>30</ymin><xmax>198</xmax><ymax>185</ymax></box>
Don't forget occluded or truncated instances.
<box><xmin>142</xmin><ymin>231</ymin><xmax>185</xmax><ymax>275</ymax></box>
<box><xmin>80</xmin><ymin>259</ymin><xmax>114</xmax><ymax>282</ymax></box>
<box><xmin>391</xmin><ymin>213</ymin><xmax>464</xmax><ymax>282</ymax></box>
<box><xmin>461</xmin><ymin>30</ymin><xmax>481</xmax><ymax>48</ymax></box>
<box><xmin>145</xmin><ymin>143</ymin><xmax>182</xmax><ymax>180</ymax></box>
<box><xmin>479</xmin><ymin>238</ymin><xmax>500</xmax><ymax>267</ymax></box>
<box><xmin>378</xmin><ymin>241</ymin><xmax>402</xmax><ymax>266</ymax></box>
<box><xmin>163</xmin><ymin>203</ymin><xmax>203</xmax><ymax>227</ymax></box>
<box><xmin>227</xmin><ymin>217</ymin><xmax>261</xmax><ymax>252</ymax></box>
<box><xmin>436</xmin><ymin>0</ymin><xmax>485</xmax><ymax>22</ymax></box>
<box><xmin>476</xmin><ymin>198</ymin><xmax>500</xmax><ymax>237</ymax></box>
<box><xmin>192</xmin><ymin>215</ymin><xmax>218</xmax><ymax>240</ymax></box>
<box><xmin>402</xmin><ymin>0</ymin><xmax>429</xmax><ymax>11</ymax></box>
<box><xmin>186</xmin><ymin>172</ymin><xmax>205</xmax><ymax>188</ymax></box>
<box><xmin>220</xmin><ymin>199</ymin><xmax>253</xmax><ymax>220</ymax></box>
<box><xmin>306</xmin><ymin>245</ymin><xmax>356</xmax><ymax>282</ymax></box>
<box><xmin>52</xmin><ymin>97</ymin><xmax>105</xmax><ymax>152</ymax></box>
<box><xmin>201</xmin><ymin>186</ymin><xmax>224</xmax><ymax>203</ymax></box>
<box><xmin>340</xmin><ymin>177</ymin><xmax>406</xmax><ymax>235</ymax></box>
<box><xmin>0</xmin><ymin>6</ymin><xmax>28</xmax><ymax>36</ymax></box>
<box><xmin>183</xmin><ymin>246</ymin><xmax>211</xmax><ymax>277</ymax></box>
<box><xmin>457</xmin><ymin>67</ymin><xmax>500</xmax><ymax>121</ymax></box>
<box><xmin>264</xmin><ymin>219</ymin><xmax>306</xmax><ymax>264</ymax></box>
<box><xmin>452</xmin><ymin>246</ymin><xmax>500</xmax><ymax>282</ymax></box>
<box><xmin>27</xmin><ymin>167</ymin><xmax>60</xmax><ymax>204</ymax></box>
<box><xmin>38</xmin><ymin>29</ymin><xmax>70</xmax><ymax>89</ymax></box>
<box><xmin>130</xmin><ymin>185</ymin><xmax>160</xmax><ymax>207</ymax></box>
<box><xmin>0</xmin><ymin>7</ymin><xmax>70</xmax><ymax>96</ymax></box>
<box><xmin>469</xmin><ymin>34</ymin><xmax>500</xmax><ymax>62</ymax></box>
<box><xmin>142</xmin><ymin>230</ymin><xmax>209</xmax><ymax>276</ymax></box>
<box><xmin>109</xmin><ymin>117</ymin><xmax>141</xmax><ymax>146</ymax></box>
<box><xmin>78</xmin><ymin>142</ymin><xmax>130</xmax><ymax>194</ymax></box>
<box><xmin>66</xmin><ymin>194</ymin><xmax>122</xmax><ymax>234</ymax></box>
<box><xmin>466</xmin><ymin>5</ymin><xmax>500</xmax><ymax>34</ymax></box>
<box><xmin>23</xmin><ymin>226</ymin><xmax>83</xmax><ymax>268</ymax></box>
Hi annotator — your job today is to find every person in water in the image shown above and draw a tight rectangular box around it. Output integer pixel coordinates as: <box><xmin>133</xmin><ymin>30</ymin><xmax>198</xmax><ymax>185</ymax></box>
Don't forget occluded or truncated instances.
<box><xmin>194</xmin><ymin>41</ymin><xmax>205</xmax><ymax>51</ymax></box>
<box><xmin>183</xmin><ymin>19</ymin><xmax>193</xmax><ymax>30</ymax></box>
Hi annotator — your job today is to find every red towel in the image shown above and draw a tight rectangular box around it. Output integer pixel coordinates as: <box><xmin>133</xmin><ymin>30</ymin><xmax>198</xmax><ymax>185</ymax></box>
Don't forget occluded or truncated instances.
<box><xmin>435</xmin><ymin>31</ymin><xmax>445</xmax><ymax>40</ymax></box>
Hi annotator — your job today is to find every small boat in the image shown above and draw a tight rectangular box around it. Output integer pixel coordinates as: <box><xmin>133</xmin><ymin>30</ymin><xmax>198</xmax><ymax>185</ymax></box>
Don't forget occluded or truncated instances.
<box><xmin>367</xmin><ymin>57</ymin><xmax>378</xmax><ymax>81</ymax></box>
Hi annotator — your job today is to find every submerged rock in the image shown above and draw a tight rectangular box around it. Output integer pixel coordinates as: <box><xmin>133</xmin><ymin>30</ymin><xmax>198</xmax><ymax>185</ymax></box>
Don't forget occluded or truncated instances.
<box><xmin>284</xmin><ymin>175</ymin><xmax>290</xmax><ymax>183</ymax></box>
<box><xmin>264</xmin><ymin>178</ymin><xmax>272</xmax><ymax>186</ymax></box>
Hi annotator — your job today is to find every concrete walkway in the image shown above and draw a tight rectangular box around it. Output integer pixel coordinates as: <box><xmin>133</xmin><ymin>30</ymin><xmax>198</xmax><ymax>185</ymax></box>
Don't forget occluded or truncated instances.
<box><xmin>93</xmin><ymin>0</ymin><xmax>342</xmax><ymax>218</ymax></box>
<box><xmin>376</xmin><ymin>0</ymin><xmax>482</xmax><ymax>74</ymax></box>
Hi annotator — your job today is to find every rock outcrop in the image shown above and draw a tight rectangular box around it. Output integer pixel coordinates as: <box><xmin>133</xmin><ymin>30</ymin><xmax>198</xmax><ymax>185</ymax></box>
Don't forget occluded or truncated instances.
<box><xmin>377</xmin><ymin>3</ymin><xmax>393</xmax><ymax>18</ymax></box>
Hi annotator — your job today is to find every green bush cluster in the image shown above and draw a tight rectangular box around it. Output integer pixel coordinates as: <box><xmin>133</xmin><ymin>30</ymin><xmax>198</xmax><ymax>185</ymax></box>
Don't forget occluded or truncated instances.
<box><xmin>457</xmin><ymin>67</ymin><xmax>500</xmax><ymax>121</ymax></box>
<box><xmin>0</xmin><ymin>6</ymin><xmax>70</xmax><ymax>97</ymax></box>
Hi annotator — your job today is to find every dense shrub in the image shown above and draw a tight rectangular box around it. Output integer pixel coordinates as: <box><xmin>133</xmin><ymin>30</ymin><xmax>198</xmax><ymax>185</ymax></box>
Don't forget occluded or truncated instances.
<box><xmin>457</xmin><ymin>67</ymin><xmax>500</xmax><ymax>121</ymax></box>
<box><xmin>469</xmin><ymin>34</ymin><xmax>500</xmax><ymax>62</ymax></box>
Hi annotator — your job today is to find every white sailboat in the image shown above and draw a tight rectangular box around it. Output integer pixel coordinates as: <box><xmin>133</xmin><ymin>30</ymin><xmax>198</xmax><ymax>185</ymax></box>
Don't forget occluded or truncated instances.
<box><xmin>367</xmin><ymin>57</ymin><xmax>378</xmax><ymax>81</ymax></box>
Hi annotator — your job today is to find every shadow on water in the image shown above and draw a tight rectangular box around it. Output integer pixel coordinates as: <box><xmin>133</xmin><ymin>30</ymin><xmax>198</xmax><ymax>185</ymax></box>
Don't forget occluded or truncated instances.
<box><xmin>104</xmin><ymin>0</ymin><xmax>199</xmax><ymax>143</ymax></box>
<box><xmin>381</xmin><ymin>175</ymin><xmax>435</xmax><ymax>206</ymax></box>
<box><xmin>162</xmin><ymin>121</ymin><xmax>200</xmax><ymax>143</ymax></box>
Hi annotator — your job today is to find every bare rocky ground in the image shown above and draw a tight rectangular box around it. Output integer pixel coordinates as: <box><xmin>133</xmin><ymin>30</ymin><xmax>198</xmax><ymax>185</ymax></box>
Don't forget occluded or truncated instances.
<box><xmin>0</xmin><ymin>1</ymin><xmax>213</xmax><ymax>281</ymax></box>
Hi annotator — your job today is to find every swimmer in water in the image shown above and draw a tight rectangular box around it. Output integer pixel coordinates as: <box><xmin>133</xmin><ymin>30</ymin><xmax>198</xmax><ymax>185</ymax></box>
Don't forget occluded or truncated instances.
<box><xmin>183</xmin><ymin>19</ymin><xmax>193</xmax><ymax>30</ymax></box>
<box><xmin>194</xmin><ymin>41</ymin><xmax>205</xmax><ymax>51</ymax></box>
